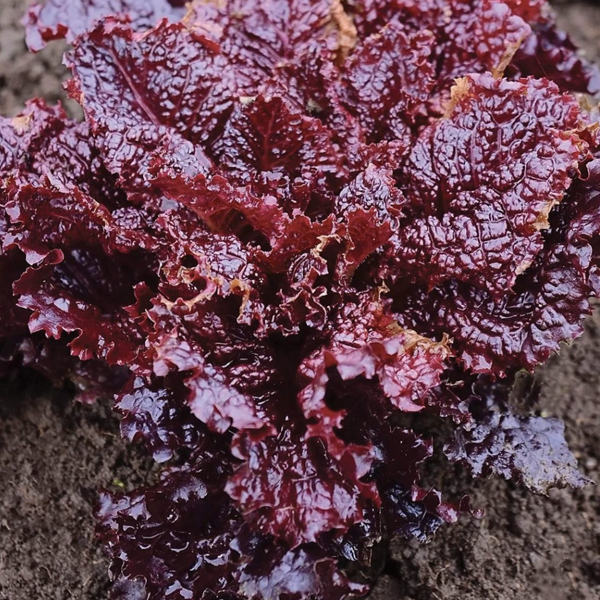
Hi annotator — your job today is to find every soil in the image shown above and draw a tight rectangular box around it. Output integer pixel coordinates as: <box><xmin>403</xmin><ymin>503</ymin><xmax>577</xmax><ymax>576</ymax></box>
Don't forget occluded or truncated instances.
<box><xmin>1</xmin><ymin>1</ymin><xmax>600</xmax><ymax>599</ymax></box>
<box><xmin>0</xmin><ymin>1</ymin><xmax>81</xmax><ymax>119</ymax></box>
<box><xmin>0</xmin><ymin>379</ymin><xmax>152</xmax><ymax>600</ymax></box>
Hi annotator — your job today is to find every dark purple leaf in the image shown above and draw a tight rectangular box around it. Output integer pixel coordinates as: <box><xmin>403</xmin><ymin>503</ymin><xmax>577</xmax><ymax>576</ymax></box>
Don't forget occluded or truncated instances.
<box><xmin>511</xmin><ymin>20</ymin><xmax>600</xmax><ymax>95</ymax></box>
<box><xmin>446</xmin><ymin>407</ymin><xmax>589</xmax><ymax>493</ymax></box>
<box><xmin>24</xmin><ymin>0</ymin><xmax>186</xmax><ymax>51</ymax></box>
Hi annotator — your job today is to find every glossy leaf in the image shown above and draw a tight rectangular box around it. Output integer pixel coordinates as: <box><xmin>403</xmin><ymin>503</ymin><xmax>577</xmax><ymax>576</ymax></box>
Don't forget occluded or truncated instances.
<box><xmin>24</xmin><ymin>0</ymin><xmax>186</xmax><ymax>50</ymax></box>
<box><xmin>0</xmin><ymin>1</ymin><xmax>596</xmax><ymax>598</ymax></box>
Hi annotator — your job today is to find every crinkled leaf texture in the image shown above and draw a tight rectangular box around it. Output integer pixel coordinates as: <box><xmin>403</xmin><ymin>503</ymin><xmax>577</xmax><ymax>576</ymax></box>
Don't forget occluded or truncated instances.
<box><xmin>393</xmin><ymin>73</ymin><xmax>585</xmax><ymax>299</ymax></box>
<box><xmin>444</xmin><ymin>374</ymin><xmax>590</xmax><ymax>493</ymax></box>
<box><xmin>24</xmin><ymin>0</ymin><xmax>187</xmax><ymax>51</ymax></box>
<box><xmin>446</xmin><ymin>409</ymin><xmax>589</xmax><ymax>493</ymax></box>
<box><xmin>510</xmin><ymin>20</ymin><xmax>600</xmax><ymax>95</ymax></box>
<box><xmin>1</xmin><ymin>0</ymin><xmax>599</xmax><ymax>599</ymax></box>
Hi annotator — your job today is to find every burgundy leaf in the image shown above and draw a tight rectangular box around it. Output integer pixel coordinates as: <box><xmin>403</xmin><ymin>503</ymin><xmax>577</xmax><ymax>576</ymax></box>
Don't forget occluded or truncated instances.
<box><xmin>0</xmin><ymin>102</ymin><xmax>127</xmax><ymax>211</ymax></box>
<box><xmin>14</xmin><ymin>250</ymin><xmax>145</xmax><ymax>365</ymax></box>
<box><xmin>511</xmin><ymin>20</ymin><xmax>600</xmax><ymax>95</ymax></box>
<box><xmin>395</xmin><ymin>161</ymin><xmax>600</xmax><ymax>374</ymax></box>
<box><xmin>345</xmin><ymin>0</ymin><xmax>531</xmax><ymax>91</ymax></box>
<box><xmin>115</xmin><ymin>375</ymin><xmax>206</xmax><ymax>462</ymax></box>
<box><xmin>439</xmin><ymin>0</ymin><xmax>531</xmax><ymax>84</ymax></box>
<box><xmin>0</xmin><ymin>1</ymin><xmax>597</xmax><ymax>599</ymax></box>
<box><xmin>187</xmin><ymin>0</ymin><xmax>357</xmax><ymax>69</ymax></box>
<box><xmin>395</xmin><ymin>256</ymin><xmax>591</xmax><ymax>376</ymax></box>
<box><xmin>299</xmin><ymin>293</ymin><xmax>451</xmax><ymax>437</ymax></box>
<box><xmin>97</xmin><ymin>448</ymin><xmax>241</xmax><ymax>599</ymax></box>
<box><xmin>24</xmin><ymin>0</ymin><xmax>186</xmax><ymax>51</ymax></box>
<box><xmin>211</xmin><ymin>94</ymin><xmax>346</xmax><ymax>200</ymax></box>
<box><xmin>335</xmin><ymin>165</ymin><xmax>406</xmax><ymax>273</ymax></box>
<box><xmin>3</xmin><ymin>181</ymin><xmax>152</xmax><ymax>263</ymax></box>
<box><xmin>261</xmin><ymin>47</ymin><xmax>374</xmax><ymax>175</ymax></box>
<box><xmin>341</xmin><ymin>23</ymin><xmax>435</xmax><ymax>140</ymax></box>
<box><xmin>0</xmin><ymin>252</ymin><xmax>30</xmax><ymax>337</ymax></box>
<box><xmin>66</xmin><ymin>19</ymin><xmax>226</xmax><ymax>191</ymax></box>
<box><xmin>503</xmin><ymin>0</ymin><xmax>545</xmax><ymax>22</ymax></box>
<box><xmin>153</xmin><ymin>171</ymin><xmax>287</xmax><ymax>242</ymax></box>
<box><xmin>0</xmin><ymin>334</ymin><xmax>129</xmax><ymax>403</ymax></box>
<box><xmin>565</xmin><ymin>157</ymin><xmax>600</xmax><ymax>295</ymax></box>
<box><xmin>99</xmin><ymin>468</ymin><xmax>368</xmax><ymax>600</ymax></box>
<box><xmin>227</xmin><ymin>429</ymin><xmax>379</xmax><ymax>547</ymax></box>
<box><xmin>0</xmin><ymin>99</ymin><xmax>66</xmax><ymax>173</ymax></box>
<box><xmin>394</xmin><ymin>73</ymin><xmax>586</xmax><ymax>298</ymax></box>
<box><xmin>233</xmin><ymin>530</ymin><xmax>369</xmax><ymax>600</ymax></box>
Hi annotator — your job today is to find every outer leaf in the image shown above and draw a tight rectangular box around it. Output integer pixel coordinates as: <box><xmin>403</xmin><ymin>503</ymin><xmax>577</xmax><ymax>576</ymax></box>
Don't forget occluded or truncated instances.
<box><xmin>0</xmin><ymin>100</ymin><xmax>66</xmax><ymax>174</ymax></box>
<box><xmin>97</xmin><ymin>448</ymin><xmax>242</xmax><ymax>600</ymax></box>
<box><xmin>395</xmin><ymin>159</ymin><xmax>600</xmax><ymax>374</ymax></box>
<box><xmin>24</xmin><ymin>0</ymin><xmax>186</xmax><ymax>51</ymax></box>
<box><xmin>511</xmin><ymin>21</ymin><xmax>600</xmax><ymax>95</ymax></box>
<box><xmin>335</xmin><ymin>379</ymin><xmax>471</xmax><ymax>540</ymax></box>
<box><xmin>344</xmin><ymin>0</ymin><xmax>444</xmax><ymax>38</ymax></box>
<box><xmin>0</xmin><ymin>334</ymin><xmax>129</xmax><ymax>403</ymax></box>
<box><xmin>66</xmin><ymin>19</ymin><xmax>227</xmax><ymax>191</ymax></box>
<box><xmin>115</xmin><ymin>375</ymin><xmax>206</xmax><ymax>462</ymax></box>
<box><xmin>14</xmin><ymin>251</ymin><xmax>145</xmax><ymax>365</ymax></box>
<box><xmin>446</xmin><ymin>408</ymin><xmax>588</xmax><ymax>493</ymax></box>
<box><xmin>99</xmin><ymin>473</ymin><xmax>367</xmax><ymax>600</ymax></box>
<box><xmin>0</xmin><ymin>101</ymin><xmax>126</xmax><ymax>211</ymax></box>
<box><xmin>395</xmin><ymin>73</ymin><xmax>585</xmax><ymax>298</ymax></box>
<box><xmin>233</xmin><ymin>529</ymin><xmax>369</xmax><ymax>600</ymax></box>
<box><xmin>298</xmin><ymin>293</ymin><xmax>451</xmax><ymax>452</ymax></box>
<box><xmin>394</xmin><ymin>251</ymin><xmax>591</xmax><ymax>375</ymax></box>
<box><xmin>503</xmin><ymin>0</ymin><xmax>545</xmax><ymax>22</ymax></box>
<box><xmin>0</xmin><ymin>252</ymin><xmax>31</xmax><ymax>337</ymax></box>
<box><xmin>565</xmin><ymin>157</ymin><xmax>600</xmax><ymax>295</ymax></box>
<box><xmin>3</xmin><ymin>181</ymin><xmax>152</xmax><ymax>263</ymax></box>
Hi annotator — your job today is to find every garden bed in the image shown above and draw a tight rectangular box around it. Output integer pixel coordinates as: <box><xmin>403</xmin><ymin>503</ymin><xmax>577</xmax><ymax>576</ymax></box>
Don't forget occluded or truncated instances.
<box><xmin>1</xmin><ymin>1</ymin><xmax>599</xmax><ymax>599</ymax></box>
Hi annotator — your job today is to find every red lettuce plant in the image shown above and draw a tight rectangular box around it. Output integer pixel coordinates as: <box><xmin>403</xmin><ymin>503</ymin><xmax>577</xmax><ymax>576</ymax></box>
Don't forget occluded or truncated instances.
<box><xmin>2</xmin><ymin>0</ymin><xmax>600</xmax><ymax>597</ymax></box>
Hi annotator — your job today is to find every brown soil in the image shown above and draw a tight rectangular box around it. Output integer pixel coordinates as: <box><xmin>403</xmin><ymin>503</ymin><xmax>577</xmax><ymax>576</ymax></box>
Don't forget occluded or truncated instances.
<box><xmin>1</xmin><ymin>2</ymin><xmax>600</xmax><ymax>599</ymax></box>
<box><xmin>0</xmin><ymin>1</ymin><xmax>81</xmax><ymax>119</ymax></box>
<box><xmin>0</xmin><ymin>379</ymin><xmax>152</xmax><ymax>600</ymax></box>
<box><xmin>383</xmin><ymin>314</ymin><xmax>600</xmax><ymax>600</ymax></box>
